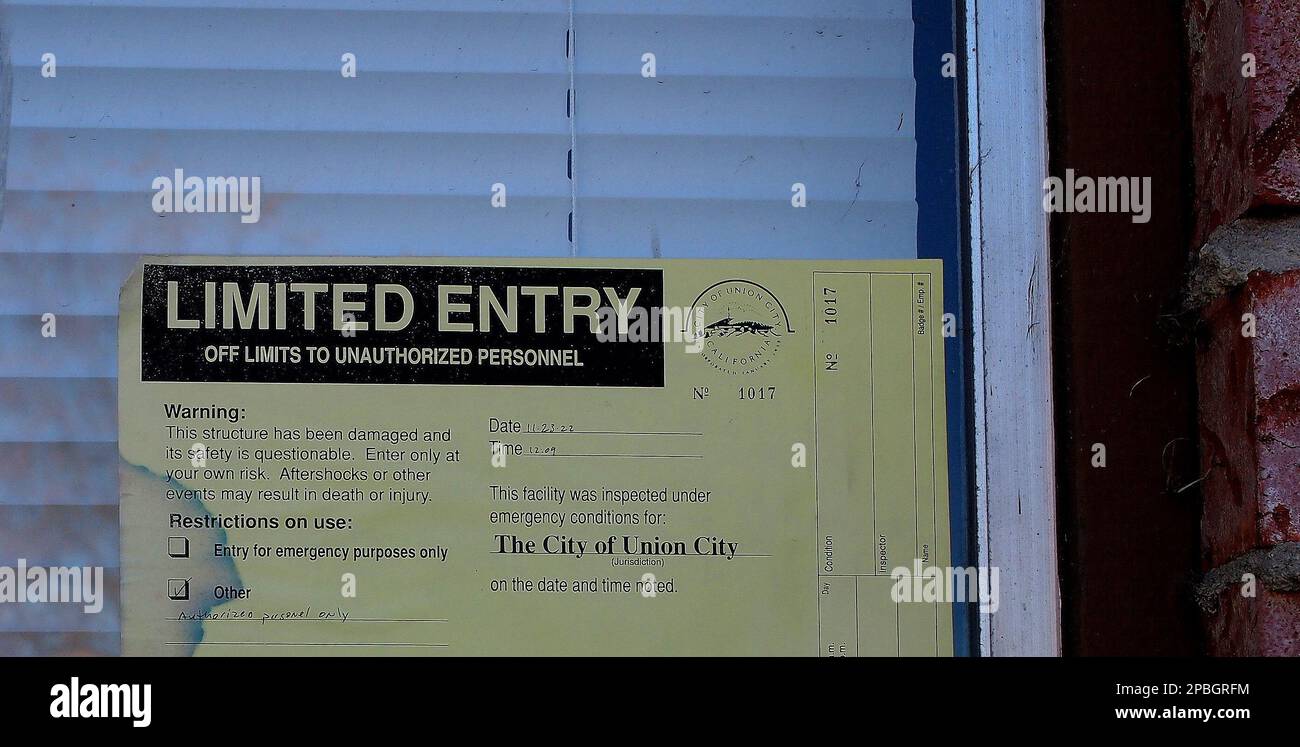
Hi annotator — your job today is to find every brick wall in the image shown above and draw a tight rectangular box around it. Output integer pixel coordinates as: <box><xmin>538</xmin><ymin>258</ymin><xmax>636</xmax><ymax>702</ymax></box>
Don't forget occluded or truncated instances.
<box><xmin>1188</xmin><ymin>0</ymin><xmax>1300</xmax><ymax>656</ymax></box>
<box><xmin>1246</xmin><ymin>0</ymin><xmax>1300</xmax><ymax>206</ymax></box>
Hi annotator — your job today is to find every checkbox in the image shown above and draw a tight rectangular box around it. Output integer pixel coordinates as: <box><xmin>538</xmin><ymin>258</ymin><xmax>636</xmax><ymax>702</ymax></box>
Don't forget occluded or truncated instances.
<box><xmin>167</xmin><ymin>578</ymin><xmax>190</xmax><ymax>601</ymax></box>
<box><xmin>167</xmin><ymin>536</ymin><xmax>189</xmax><ymax>558</ymax></box>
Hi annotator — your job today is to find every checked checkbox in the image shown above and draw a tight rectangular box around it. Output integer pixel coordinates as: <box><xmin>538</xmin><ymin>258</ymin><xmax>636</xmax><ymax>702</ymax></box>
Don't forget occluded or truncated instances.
<box><xmin>167</xmin><ymin>578</ymin><xmax>190</xmax><ymax>601</ymax></box>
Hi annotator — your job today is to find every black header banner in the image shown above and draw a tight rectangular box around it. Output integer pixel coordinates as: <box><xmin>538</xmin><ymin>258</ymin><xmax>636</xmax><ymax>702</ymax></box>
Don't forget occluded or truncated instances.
<box><xmin>140</xmin><ymin>264</ymin><xmax>665</xmax><ymax>387</ymax></box>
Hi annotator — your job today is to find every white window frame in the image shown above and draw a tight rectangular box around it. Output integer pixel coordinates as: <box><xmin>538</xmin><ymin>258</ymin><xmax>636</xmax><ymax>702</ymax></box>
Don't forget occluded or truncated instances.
<box><xmin>965</xmin><ymin>0</ymin><xmax>1061</xmax><ymax>656</ymax></box>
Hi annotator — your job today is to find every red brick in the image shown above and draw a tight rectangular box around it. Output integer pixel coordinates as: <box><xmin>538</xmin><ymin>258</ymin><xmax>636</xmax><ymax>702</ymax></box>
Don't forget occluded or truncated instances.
<box><xmin>1245</xmin><ymin>0</ymin><xmax>1300</xmax><ymax>132</ymax></box>
<box><xmin>1208</xmin><ymin>585</ymin><xmax>1300</xmax><ymax>656</ymax></box>
<box><xmin>1246</xmin><ymin>0</ymin><xmax>1300</xmax><ymax>205</ymax></box>
<box><xmin>1198</xmin><ymin>269</ymin><xmax>1300</xmax><ymax>565</ymax></box>
<box><xmin>1186</xmin><ymin>0</ymin><xmax>1254</xmax><ymax>244</ymax></box>
<box><xmin>1185</xmin><ymin>0</ymin><xmax>1300</xmax><ymax>217</ymax></box>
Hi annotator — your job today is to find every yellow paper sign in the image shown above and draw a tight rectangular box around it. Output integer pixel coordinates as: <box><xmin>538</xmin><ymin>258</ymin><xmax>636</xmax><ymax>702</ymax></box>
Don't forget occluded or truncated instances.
<box><xmin>119</xmin><ymin>257</ymin><xmax>951</xmax><ymax>656</ymax></box>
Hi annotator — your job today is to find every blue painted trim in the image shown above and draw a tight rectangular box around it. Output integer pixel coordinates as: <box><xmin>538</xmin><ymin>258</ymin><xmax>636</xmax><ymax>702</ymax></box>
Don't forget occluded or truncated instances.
<box><xmin>913</xmin><ymin>0</ymin><xmax>976</xmax><ymax>656</ymax></box>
